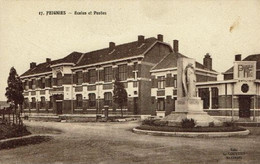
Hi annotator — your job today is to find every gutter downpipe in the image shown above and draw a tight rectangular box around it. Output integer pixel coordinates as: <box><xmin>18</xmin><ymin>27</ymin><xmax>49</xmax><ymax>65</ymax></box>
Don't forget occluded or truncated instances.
<box><xmin>97</xmin><ymin>67</ymin><xmax>100</xmax><ymax>115</ymax></box>
<box><xmin>231</xmin><ymin>83</ymin><xmax>234</xmax><ymax>122</ymax></box>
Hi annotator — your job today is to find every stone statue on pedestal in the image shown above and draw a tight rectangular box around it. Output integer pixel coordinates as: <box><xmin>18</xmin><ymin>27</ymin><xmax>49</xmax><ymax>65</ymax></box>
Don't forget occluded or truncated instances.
<box><xmin>182</xmin><ymin>63</ymin><xmax>196</xmax><ymax>98</ymax></box>
<box><xmin>162</xmin><ymin>57</ymin><xmax>222</xmax><ymax>127</ymax></box>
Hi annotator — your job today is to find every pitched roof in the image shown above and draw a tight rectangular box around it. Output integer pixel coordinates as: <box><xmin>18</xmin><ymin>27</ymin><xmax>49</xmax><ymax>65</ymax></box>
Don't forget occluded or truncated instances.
<box><xmin>75</xmin><ymin>37</ymin><xmax>158</xmax><ymax>67</ymax></box>
<box><xmin>21</xmin><ymin>37</ymin><xmax>160</xmax><ymax>77</ymax></box>
<box><xmin>21</xmin><ymin>52</ymin><xmax>83</xmax><ymax>77</ymax></box>
<box><xmin>224</xmin><ymin>54</ymin><xmax>260</xmax><ymax>74</ymax></box>
<box><xmin>152</xmin><ymin>52</ymin><xmax>217</xmax><ymax>72</ymax></box>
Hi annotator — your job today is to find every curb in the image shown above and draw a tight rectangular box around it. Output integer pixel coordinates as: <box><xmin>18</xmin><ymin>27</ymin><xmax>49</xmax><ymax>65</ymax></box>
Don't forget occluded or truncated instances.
<box><xmin>132</xmin><ymin>128</ymin><xmax>250</xmax><ymax>138</ymax></box>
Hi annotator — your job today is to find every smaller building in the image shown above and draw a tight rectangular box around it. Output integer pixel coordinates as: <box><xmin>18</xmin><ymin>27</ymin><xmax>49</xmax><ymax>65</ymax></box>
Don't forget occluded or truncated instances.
<box><xmin>197</xmin><ymin>54</ymin><xmax>260</xmax><ymax>121</ymax></box>
<box><xmin>150</xmin><ymin>40</ymin><xmax>218</xmax><ymax>117</ymax></box>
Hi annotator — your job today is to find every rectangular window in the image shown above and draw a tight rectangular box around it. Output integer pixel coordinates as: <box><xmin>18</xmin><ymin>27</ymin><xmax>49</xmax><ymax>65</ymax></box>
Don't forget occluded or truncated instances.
<box><xmin>89</xmin><ymin>93</ymin><xmax>96</xmax><ymax>107</ymax></box>
<box><xmin>41</xmin><ymin>77</ymin><xmax>45</xmax><ymax>89</ymax></box>
<box><xmin>24</xmin><ymin>98</ymin><xmax>29</xmax><ymax>109</ymax></box>
<box><xmin>32</xmin><ymin>79</ymin><xmax>36</xmax><ymax>89</ymax></box>
<box><xmin>173</xmin><ymin>75</ymin><xmax>177</xmax><ymax>88</ymax></box>
<box><xmin>211</xmin><ymin>87</ymin><xmax>219</xmax><ymax>109</ymax></box>
<box><xmin>49</xmin><ymin>77</ymin><xmax>53</xmax><ymax>88</ymax></box>
<box><xmin>76</xmin><ymin>71</ymin><xmax>83</xmax><ymax>85</ymax></box>
<box><xmin>158</xmin><ymin>76</ymin><xmax>165</xmax><ymax>89</ymax></box>
<box><xmin>29</xmin><ymin>80</ymin><xmax>32</xmax><ymax>89</ymax></box>
<box><xmin>104</xmin><ymin>66</ymin><xmax>113</xmax><ymax>82</ymax></box>
<box><xmin>133</xmin><ymin>81</ymin><xmax>138</xmax><ymax>88</ymax></box>
<box><xmin>57</xmin><ymin>72</ymin><xmax>63</xmax><ymax>86</ymax></box>
<box><xmin>89</xmin><ymin>69</ymin><xmax>96</xmax><ymax>84</ymax></box>
<box><xmin>49</xmin><ymin>96</ymin><xmax>53</xmax><ymax>109</ymax></box>
<box><xmin>24</xmin><ymin>80</ymin><xmax>29</xmax><ymax>90</ymax></box>
<box><xmin>76</xmin><ymin>94</ymin><xmax>83</xmax><ymax>108</ymax></box>
<box><xmin>31</xmin><ymin>97</ymin><xmax>36</xmax><ymax>109</ymax></box>
<box><xmin>118</xmin><ymin>64</ymin><xmax>127</xmax><ymax>81</ymax></box>
<box><xmin>157</xmin><ymin>98</ymin><xmax>165</xmax><ymax>111</ymax></box>
<box><xmin>40</xmin><ymin>97</ymin><xmax>45</xmax><ymax>109</ymax></box>
<box><xmin>104</xmin><ymin>92</ymin><xmax>112</xmax><ymax>106</ymax></box>
<box><xmin>199</xmin><ymin>88</ymin><xmax>210</xmax><ymax>109</ymax></box>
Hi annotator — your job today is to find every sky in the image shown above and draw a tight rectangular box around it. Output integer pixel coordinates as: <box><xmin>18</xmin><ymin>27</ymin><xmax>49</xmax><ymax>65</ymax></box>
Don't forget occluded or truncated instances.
<box><xmin>1</xmin><ymin>0</ymin><xmax>260</xmax><ymax>101</ymax></box>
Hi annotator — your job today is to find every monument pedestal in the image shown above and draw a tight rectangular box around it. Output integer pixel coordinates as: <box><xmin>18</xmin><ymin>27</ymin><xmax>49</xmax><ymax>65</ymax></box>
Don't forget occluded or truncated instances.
<box><xmin>162</xmin><ymin>97</ymin><xmax>222</xmax><ymax>127</ymax></box>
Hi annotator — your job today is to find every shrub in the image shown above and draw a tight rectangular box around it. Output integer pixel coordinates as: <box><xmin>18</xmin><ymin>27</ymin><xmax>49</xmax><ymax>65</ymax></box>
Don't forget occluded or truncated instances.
<box><xmin>181</xmin><ymin>118</ymin><xmax>196</xmax><ymax>128</ymax></box>
<box><xmin>142</xmin><ymin>119</ymin><xmax>157</xmax><ymax>126</ymax></box>
<box><xmin>153</xmin><ymin>120</ymin><xmax>168</xmax><ymax>126</ymax></box>
<box><xmin>209</xmin><ymin>122</ymin><xmax>215</xmax><ymax>127</ymax></box>
<box><xmin>223</xmin><ymin>121</ymin><xmax>235</xmax><ymax>127</ymax></box>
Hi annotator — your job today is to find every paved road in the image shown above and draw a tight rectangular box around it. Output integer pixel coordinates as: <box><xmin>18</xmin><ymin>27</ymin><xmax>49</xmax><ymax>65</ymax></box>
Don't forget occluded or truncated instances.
<box><xmin>0</xmin><ymin>121</ymin><xmax>259</xmax><ymax>164</ymax></box>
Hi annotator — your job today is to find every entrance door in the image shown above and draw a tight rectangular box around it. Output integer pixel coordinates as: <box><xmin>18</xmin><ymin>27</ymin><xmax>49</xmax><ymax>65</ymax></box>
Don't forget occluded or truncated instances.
<box><xmin>56</xmin><ymin>102</ymin><xmax>63</xmax><ymax>114</ymax></box>
<box><xmin>157</xmin><ymin>98</ymin><xmax>165</xmax><ymax>111</ymax></box>
<box><xmin>239</xmin><ymin>96</ymin><xmax>251</xmax><ymax>118</ymax></box>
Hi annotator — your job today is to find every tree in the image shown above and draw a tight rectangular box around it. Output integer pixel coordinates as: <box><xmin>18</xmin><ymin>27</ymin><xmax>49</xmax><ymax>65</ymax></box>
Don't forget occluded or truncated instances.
<box><xmin>113</xmin><ymin>78</ymin><xmax>127</xmax><ymax>117</ymax></box>
<box><xmin>5</xmin><ymin>67</ymin><xmax>24</xmax><ymax>125</ymax></box>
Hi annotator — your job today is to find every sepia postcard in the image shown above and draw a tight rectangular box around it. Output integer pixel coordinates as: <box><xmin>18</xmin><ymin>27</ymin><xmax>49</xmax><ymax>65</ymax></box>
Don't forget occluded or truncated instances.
<box><xmin>0</xmin><ymin>0</ymin><xmax>260</xmax><ymax>163</ymax></box>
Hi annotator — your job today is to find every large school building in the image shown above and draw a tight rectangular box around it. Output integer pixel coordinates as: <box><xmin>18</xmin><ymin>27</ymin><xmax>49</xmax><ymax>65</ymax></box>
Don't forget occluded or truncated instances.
<box><xmin>20</xmin><ymin>35</ymin><xmax>173</xmax><ymax>115</ymax></box>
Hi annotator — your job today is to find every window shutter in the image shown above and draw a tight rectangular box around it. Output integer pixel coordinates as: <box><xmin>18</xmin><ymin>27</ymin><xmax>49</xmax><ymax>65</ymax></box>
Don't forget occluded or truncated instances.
<box><xmin>128</xmin><ymin>65</ymin><xmax>134</xmax><ymax>78</ymax></box>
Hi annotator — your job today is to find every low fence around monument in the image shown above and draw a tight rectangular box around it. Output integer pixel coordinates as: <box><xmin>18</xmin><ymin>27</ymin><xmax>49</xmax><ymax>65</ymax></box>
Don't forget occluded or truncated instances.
<box><xmin>0</xmin><ymin>107</ymin><xmax>22</xmax><ymax>125</ymax></box>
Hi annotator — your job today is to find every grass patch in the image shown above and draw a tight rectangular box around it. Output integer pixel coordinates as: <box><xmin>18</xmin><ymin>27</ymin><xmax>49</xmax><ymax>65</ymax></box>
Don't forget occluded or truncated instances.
<box><xmin>0</xmin><ymin>135</ymin><xmax>52</xmax><ymax>150</ymax></box>
<box><xmin>0</xmin><ymin>123</ymin><xmax>31</xmax><ymax>140</ymax></box>
<box><xmin>136</xmin><ymin>125</ymin><xmax>246</xmax><ymax>133</ymax></box>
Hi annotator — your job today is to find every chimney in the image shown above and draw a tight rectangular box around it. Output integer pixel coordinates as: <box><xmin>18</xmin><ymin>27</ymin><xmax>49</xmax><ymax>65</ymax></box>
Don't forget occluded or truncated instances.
<box><xmin>46</xmin><ymin>58</ymin><xmax>51</xmax><ymax>63</ymax></box>
<box><xmin>203</xmin><ymin>53</ymin><xmax>212</xmax><ymax>70</ymax></box>
<box><xmin>138</xmin><ymin>35</ymin><xmax>145</xmax><ymax>45</ymax></box>
<box><xmin>157</xmin><ymin>34</ymin><xmax>163</xmax><ymax>42</ymax></box>
<box><xmin>235</xmin><ymin>54</ymin><xmax>241</xmax><ymax>61</ymax></box>
<box><xmin>109</xmin><ymin>42</ymin><xmax>115</xmax><ymax>51</ymax></box>
<box><xmin>30</xmin><ymin>62</ymin><xmax>36</xmax><ymax>69</ymax></box>
<box><xmin>173</xmin><ymin>40</ymin><xmax>179</xmax><ymax>53</ymax></box>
